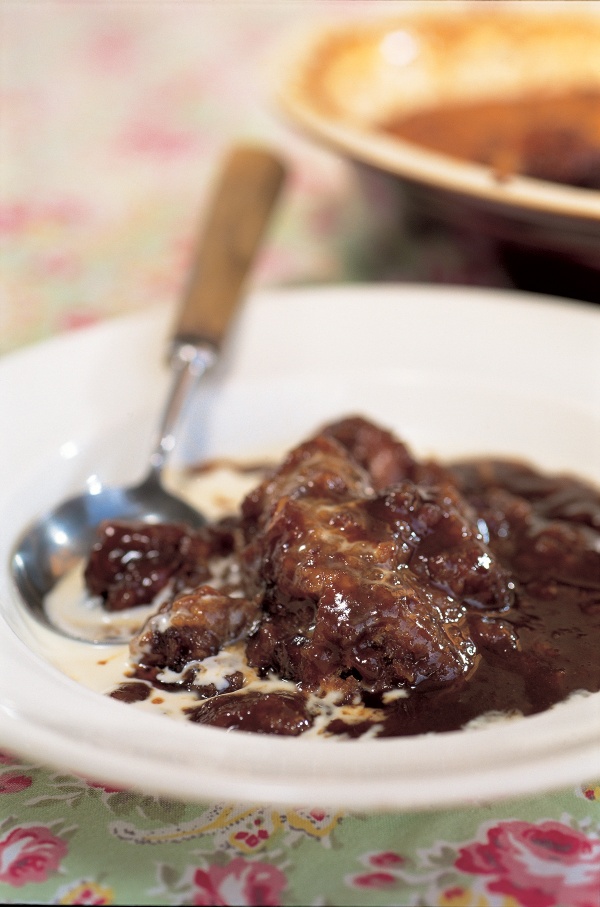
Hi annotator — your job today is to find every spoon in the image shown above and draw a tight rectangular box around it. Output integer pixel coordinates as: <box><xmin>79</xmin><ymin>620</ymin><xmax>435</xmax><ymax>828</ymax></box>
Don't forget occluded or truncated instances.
<box><xmin>11</xmin><ymin>145</ymin><xmax>286</xmax><ymax>644</ymax></box>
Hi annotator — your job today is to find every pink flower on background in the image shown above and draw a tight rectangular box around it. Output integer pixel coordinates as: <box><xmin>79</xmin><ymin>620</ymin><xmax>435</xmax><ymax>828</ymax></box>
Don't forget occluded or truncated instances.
<box><xmin>57</xmin><ymin>311</ymin><xmax>101</xmax><ymax>334</ymax></box>
<box><xmin>0</xmin><ymin>825</ymin><xmax>68</xmax><ymax>886</ymax></box>
<box><xmin>352</xmin><ymin>871</ymin><xmax>397</xmax><ymax>889</ymax></box>
<box><xmin>583</xmin><ymin>785</ymin><xmax>600</xmax><ymax>802</ymax></box>
<box><xmin>456</xmin><ymin>819</ymin><xmax>600</xmax><ymax>907</ymax></box>
<box><xmin>346</xmin><ymin>850</ymin><xmax>405</xmax><ymax>890</ymax></box>
<box><xmin>368</xmin><ymin>850</ymin><xmax>405</xmax><ymax>868</ymax></box>
<box><xmin>0</xmin><ymin>200</ymin><xmax>88</xmax><ymax>234</ymax></box>
<box><xmin>0</xmin><ymin>773</ymin><xmax>32</xmax><ymax>794</ymax></box>
<box><xmin>118</xmin><ymin>122</ymin><xmax>199</xmax><ymax>159</ymax></box>
<box><xmin>233</xmin><ymin>827</ymin><xmax>270</xmax><ymax>850</ymax></box>
<box><xmin>56</xmin><ymin>879</ymin><xmax>114</xmax><ymax>905</ymax></box>
<box><xmin>87</xmin><ymin>26</ymin><xmax>136</xmax><ymax>72</ymax></box>
<box><xmin>192</xmin><ymin>857</ymin><xmax>287</xmax><ymax>906</ymax></box>
<box><xmin>308</xmin><ymin>809</ymin><xmax>327</xmax><ymax>822</ymax></box>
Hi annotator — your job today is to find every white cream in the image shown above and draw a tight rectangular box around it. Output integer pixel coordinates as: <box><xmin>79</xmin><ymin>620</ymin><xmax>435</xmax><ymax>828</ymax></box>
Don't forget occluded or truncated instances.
<box><xmin>45</xmin><ymin>563</ymin><xmax>168</xmax><ymax>643</ymax></box>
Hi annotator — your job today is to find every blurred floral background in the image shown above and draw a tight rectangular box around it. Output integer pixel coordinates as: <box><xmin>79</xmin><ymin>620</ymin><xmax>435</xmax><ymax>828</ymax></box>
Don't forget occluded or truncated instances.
<box><xmin>0</xmin><ymin>0</ymin><xmax>512</xmax><ymax>356</ymax></box>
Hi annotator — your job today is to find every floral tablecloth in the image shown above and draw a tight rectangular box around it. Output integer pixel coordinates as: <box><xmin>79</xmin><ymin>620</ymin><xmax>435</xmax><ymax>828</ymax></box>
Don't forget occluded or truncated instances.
<box><xmin>0</xmin><ymin>752</ymin><xmax>599</xmax><ymax>907</ymax></box>
<box><xmin>1</xmin><ymin>2</ymin><xmax>599</xmax><ymax>905</ymax></box>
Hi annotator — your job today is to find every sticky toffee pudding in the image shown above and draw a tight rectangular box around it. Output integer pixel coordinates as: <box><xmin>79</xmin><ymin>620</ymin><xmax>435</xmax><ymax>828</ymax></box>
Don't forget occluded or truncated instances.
<box><xmin>84</xmin><ymin>417</ymin><xmax>600</xmax><ymax>738</ymax></box>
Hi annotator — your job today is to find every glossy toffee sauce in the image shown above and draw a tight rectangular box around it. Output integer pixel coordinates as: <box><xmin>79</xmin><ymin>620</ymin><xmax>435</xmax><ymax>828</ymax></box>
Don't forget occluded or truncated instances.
<box><xmin>381</xmin><ymin>89</ymin><xmax>600</xmax><ymax>188</ymax></box>
<box><xmin>97</xmin><ymin>447</ymin><xmax>600</xmax><ymax>738</ymax></box>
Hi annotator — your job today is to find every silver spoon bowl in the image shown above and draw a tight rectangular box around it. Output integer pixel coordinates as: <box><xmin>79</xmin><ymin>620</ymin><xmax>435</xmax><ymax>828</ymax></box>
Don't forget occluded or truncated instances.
<box><xmin>11</xmin><ymin>146</ymin><xmax>285</xmax><ymax>644</ymax></box>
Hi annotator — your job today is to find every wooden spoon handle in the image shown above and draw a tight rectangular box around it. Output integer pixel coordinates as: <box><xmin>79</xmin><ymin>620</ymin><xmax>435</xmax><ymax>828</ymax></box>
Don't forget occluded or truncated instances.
<box><xmin>172</xmin><ymin>145</ymin><xmax>286</xmax><ymax>351</ymax></box>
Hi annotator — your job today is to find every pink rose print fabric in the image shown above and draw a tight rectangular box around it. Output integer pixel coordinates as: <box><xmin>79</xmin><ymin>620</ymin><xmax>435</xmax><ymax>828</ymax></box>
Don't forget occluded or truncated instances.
<box><xmin>0</xmin><ymin>774</ymin><xmax>33</xmax><ymax>795</ymax></box>
<box><xmin>0</xmin><ymin>825</ymin><xmax>68</xmax><ymax>887</ymax></box>
<box><xmin>351</xmin><ymin>850</ymin><xmax>405</xmax><ymax>889</ymax></box>
<box><xmin>456</xmin><ymin>819</ymin><xmax>600</xmax><ymax>907</ymax></box>
<box><xmin>191</xmin><ymin>857</ymin><xmax>287</xmax><ymax>906</ymax></box>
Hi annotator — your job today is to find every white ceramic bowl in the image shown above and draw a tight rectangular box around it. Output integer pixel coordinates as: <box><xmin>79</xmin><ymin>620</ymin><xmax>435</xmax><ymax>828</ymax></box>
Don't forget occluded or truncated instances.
<box><xmin>1</xmin><ymin>284</ymin><xmax>599</xmax><ymax>810</ymax></box>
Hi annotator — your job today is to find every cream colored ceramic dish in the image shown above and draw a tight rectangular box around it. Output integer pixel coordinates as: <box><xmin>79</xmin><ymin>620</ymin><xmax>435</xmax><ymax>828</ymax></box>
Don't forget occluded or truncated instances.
<box><xmin>0</xmin><ymin>284</ymin><xmax>599</xmax><ymax>809</ymax></box>
<box><xmin>277</xmin><ymin>1</ymin><xmax>600</xmax><ymax>217</ymax></box>
<box><xmin>276</xmin><ymin>1</ymin><xmax>600</xmax><ymax>294</ymax></box>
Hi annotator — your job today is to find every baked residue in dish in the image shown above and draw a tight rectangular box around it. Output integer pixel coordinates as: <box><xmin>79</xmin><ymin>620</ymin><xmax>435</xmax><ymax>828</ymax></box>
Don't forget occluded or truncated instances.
<box><xmin>84</xmin><ymin>416</ymin><xmax>600</xmax><ymax>738</ymax></box>
<box><xmin>382</xmin><ymin>88</ymin><xmax>600</xmax><ymax>188</ymax></box>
